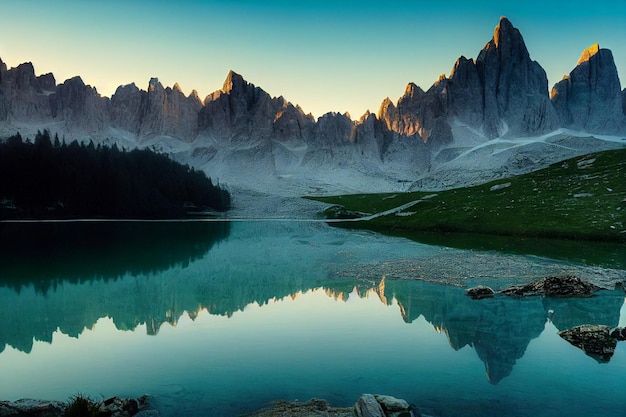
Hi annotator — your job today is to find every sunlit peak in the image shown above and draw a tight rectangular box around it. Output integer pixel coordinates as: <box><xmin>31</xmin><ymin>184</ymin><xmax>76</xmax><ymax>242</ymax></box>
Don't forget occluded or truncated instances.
<box><xmin>577</xmin><ymin>43</ymin><xmax>600</xmax><ymax>65</ymax></box>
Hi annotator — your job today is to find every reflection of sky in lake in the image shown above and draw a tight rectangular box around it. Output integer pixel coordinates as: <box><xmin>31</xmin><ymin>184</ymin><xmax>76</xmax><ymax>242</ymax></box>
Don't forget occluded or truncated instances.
<box><xmin>0</xmin><ymin>221</ymin><xmax>625</xmax><ymax>417</ymax></box>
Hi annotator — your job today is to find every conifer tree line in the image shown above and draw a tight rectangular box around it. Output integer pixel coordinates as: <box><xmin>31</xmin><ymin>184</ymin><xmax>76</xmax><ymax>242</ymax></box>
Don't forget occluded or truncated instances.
<box><xmin>0</xmin><ymin>130</ymin><xmax>230</xmax><ymax>218</ymax></box>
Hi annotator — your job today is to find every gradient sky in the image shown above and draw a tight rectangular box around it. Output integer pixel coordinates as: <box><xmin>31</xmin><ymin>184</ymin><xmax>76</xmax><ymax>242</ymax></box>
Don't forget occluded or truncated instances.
<box><xmin>0</xmin><ymin>0</ymin><xmax>624</xmax><ymax>119</ymax></box>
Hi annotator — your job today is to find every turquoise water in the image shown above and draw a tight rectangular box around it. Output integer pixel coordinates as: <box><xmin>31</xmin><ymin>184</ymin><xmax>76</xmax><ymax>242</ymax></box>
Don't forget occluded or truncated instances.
<box><xmin>0</xmin><ymin>221</ymin><xmax>625</xmax><ymax>416</ymax></box>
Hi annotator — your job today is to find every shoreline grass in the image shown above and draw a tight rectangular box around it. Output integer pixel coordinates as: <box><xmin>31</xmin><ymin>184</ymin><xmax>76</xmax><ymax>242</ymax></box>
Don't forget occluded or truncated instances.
<box><xmin>308</xmin><ymin>148</ymin><xmax>626</xmax><ymax>242</ymax></box>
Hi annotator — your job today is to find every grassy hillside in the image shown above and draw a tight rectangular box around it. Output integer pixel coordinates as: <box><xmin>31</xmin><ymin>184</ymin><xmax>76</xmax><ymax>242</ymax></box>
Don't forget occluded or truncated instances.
<box><xmin>309</xmin><ymin>148</ymin><xmax>626</xmax><ymax>242</ymax></box>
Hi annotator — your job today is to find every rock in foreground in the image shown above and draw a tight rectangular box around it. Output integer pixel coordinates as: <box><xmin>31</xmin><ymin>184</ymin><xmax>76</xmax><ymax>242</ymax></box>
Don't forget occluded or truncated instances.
<box><xmin>247</xmin><ymin>394</ymin><xmax>415</xmax><ymax>417</ymax></box>
<box><xmin>0</xmin><ymin>399</ymin><xmax>64</xmax><ymax>417</ymax></box>
<box><xmin>0</xmin><ymin>396</ymin><xmax>158</xmax><ymax>417</ymax></box>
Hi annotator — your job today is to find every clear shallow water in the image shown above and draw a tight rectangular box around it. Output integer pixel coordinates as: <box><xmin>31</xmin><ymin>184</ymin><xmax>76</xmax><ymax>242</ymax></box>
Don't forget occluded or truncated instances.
<box><xmin>0</xmin><ymin>221</ymin><xmax>625</xmax><ymax>417</ymax></box>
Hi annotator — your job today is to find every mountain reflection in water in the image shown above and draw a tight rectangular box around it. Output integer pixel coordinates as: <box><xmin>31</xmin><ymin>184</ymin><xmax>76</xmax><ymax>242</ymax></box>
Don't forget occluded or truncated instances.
<box><xmin>0</xmin><ymin>220</ymin><xmax>623</xmax><ymax>386</ymax></box>
<box><xmin>0</xmin><ymin>221</ymin><xmax>231</xmax><ymax>293</ymax></box>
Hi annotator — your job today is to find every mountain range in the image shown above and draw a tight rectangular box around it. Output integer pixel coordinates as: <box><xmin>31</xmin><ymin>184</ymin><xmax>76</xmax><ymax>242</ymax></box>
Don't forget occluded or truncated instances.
<box><xmin>1</xmin><ymin>17</ymin><xmax>625</xmax><ymax>196</ymax></box>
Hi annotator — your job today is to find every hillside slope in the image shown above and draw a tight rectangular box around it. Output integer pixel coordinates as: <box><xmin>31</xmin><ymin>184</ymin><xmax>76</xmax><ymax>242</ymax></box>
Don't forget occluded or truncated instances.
<box><xmin>312</xmin><ymin>148</ymin><xmax>626</xmax><ymax>242</ymax></box>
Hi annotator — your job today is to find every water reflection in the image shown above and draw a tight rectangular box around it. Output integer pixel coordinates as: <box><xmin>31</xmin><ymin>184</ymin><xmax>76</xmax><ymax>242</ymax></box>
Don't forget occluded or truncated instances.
<box><xmin>376</xmin><ymin>279</ymin><xmax>624</xmax><ymax>383</ymax></box>
<box><xmin>353</xmin><ymin>228</ymin><xmax>626</xmax><ymax>270</ymax></box>
<box><xmin>0</xmin><ymin>221</ymin><xmax>230</xmax><ymax>292</ymax></box>
<box><xmin>1</xmin><ymin>276</ymin><xmax>623</xmax><ymax>384</ymax></box>
<box><xmin>0</xmin><ymin>221</ymin><xmax>624</xmax><ymax>388</ymax></box>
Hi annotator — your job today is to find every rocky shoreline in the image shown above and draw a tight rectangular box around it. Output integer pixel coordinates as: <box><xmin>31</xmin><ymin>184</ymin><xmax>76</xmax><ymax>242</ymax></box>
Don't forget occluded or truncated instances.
<box><xmin>0</xmin><ymin>394</ymin><xmax>418</xmax><ymax>417</ymax></box>
<box><xmin>0</xmin><ymin>396</ymin><xmax>159</xmax><ymax>417</ymax></box>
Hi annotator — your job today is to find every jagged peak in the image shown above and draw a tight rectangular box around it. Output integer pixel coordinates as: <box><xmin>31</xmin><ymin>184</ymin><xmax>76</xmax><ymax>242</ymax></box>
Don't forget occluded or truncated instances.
<box><xmin>449</xmin><ymin>55</ymin><xmax>476</xmax><ymax>78</ymax></box>
<box><xmin>113</xmin><ymin>82</ymin><xmax>139</xmax><ymax>96</ymax></box>
<box><xmin>189</xmin><ymin>89</ymin><xmax>200</xmax><ymax>100</ymax></box>
<box><xmin>63</xmin><ymin>75</ymin><xmax>86</xmax><ymax>86</ymax></box>
<box><xmin>577</xmin><ymin>43</ymin><xmax>600</xmax><ymax>65</ymax></box>
<box><xmin>379</xmin><ymin>97</ymin><xmax>394</xmax><ymax>110</ymax></box>
<box><xmin>344</xmin><ymin>111</ymin><xmax>351</xmax><ymax>120</ymax></box>
<box><xmin>148</xmin><ymin>77</ymin><xmax>162</xmax><ymax>92</ymax></box>
<box><xmin>359</xmin><ymin>110</ymin><xmax>374</xmax><ymax>123</ymax></box>
<box><xmin>493</xmin><ymin>16</ymin><xmax>515</xmax><ymax>48</ymax></box>
<box><xmin>377</xmin><ymin>97</ymin><xmax>395</xmax><ymax>119</ymax></box>
<box><xmin>172</xmin><ymin>82</ymin><xmax>183</xmax><ymax>93</ymax></box>
<box><xmin>435</xmin><ymin>73</ymin><xmax>447</xmax><ymax>85</ymax></box>
<box><xmin>404</xmin><ymin>82</ymin><xmax>425</xmax><ymax>98</ymax></box>
<box><xmin>222</xmin><ymin>70</ymin><xmax>246</xmax><ymax>93</ymax></box>
<box><xmin>478</xmin><ymin>16</ymin><xmax>530</xmax><ymax>64</ymax></box>
<box><xmin>14</xmin><ymin>61</ymin><xmax>36</xmax><ymax>76</ymax></box>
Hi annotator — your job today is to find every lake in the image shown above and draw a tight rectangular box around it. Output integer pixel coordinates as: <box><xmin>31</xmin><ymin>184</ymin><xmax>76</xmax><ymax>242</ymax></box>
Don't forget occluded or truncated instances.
<box><xmin>0</xmin><ymin>221</ymin><xmax>625</xmax><ymax>417</ymax></box>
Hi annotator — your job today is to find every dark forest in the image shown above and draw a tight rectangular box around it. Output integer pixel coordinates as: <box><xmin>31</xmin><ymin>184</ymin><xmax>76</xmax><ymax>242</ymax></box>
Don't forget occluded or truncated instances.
<box><xmin>0</xmin><ymin>131</ymin><xmax>230</xmax><ymax>219</ymax></box>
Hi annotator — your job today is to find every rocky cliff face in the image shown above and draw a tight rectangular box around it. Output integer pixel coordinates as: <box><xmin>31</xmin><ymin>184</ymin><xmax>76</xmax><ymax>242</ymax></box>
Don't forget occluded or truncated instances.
<box><xmin>140</xmin><ymin>79</ymin><xmax>202</xmax><ymax>141</ymax></box>
<box><xmin>0</xmin><ymin>62</ymin><xmax>55</xmax><ymax>122</ymax></box>
<box><xmin>551</xmin><ymin>44</ymin><xmax>625</xmax><ymax>134</ymax></box>
<box><xmin>473</xmin><ymin>17</ymin><xmax>559</xmax><ymax>138</ymax></box>
<box><xmin>50</xmin><ymin>76</ymin><xmax>110</xmax><ymax>132</ymax></box>
<box><xmin>446</xmin><ymin>56</ymin><xmax>484</xmax><ymax>127</ymax></box>
<box><xmin>110</xmin><ymin>79</ymin><xmax>202</xmax><ymax>142</ymax></box>
<box><xmin>198</xmin><ymin>70</ymin><xmax>279</xmax><ymax>145</ymax></box>
<box><xmin>110</xmin><ymin>83</ymin><xmax>146</xmax><ymax>134</ymax></box>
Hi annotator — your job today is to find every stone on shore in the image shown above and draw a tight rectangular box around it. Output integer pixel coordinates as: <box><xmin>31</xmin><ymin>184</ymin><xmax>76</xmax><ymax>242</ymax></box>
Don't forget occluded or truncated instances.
<box><xmin>247</xmin><ymin>398</ymin><xmax>353</xmax><ymax>417</ymax></box>
<box><xmin>0</xmin><ymin>399</ymin><xmax>64</xmax><ymax>417</ymax></box>
<box><xmin>247</xmin><ymin>394</ymin><xmax>415</xmax><ymax>417</ymax></box>
<box><xmin>355</xmin><ymin>394</ymin><xmax>415</xmax><ymax>417</ymax></box>
<box><xmin>355</xmin><ymin>394</ymin><xmax>386</xmax><ymax>417</ymax></box>
<box><xmin>0</xmin><ymin>396</ymin><xmax>159</xmax><ymax>417</ymax></box>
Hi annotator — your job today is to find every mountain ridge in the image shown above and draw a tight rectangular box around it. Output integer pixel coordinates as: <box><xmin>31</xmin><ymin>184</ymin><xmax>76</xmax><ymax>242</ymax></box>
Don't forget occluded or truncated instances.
<box><xmin>1</xmin><ymin>17</ymin><xmax>625</xmax><ymax>196</ymax></box>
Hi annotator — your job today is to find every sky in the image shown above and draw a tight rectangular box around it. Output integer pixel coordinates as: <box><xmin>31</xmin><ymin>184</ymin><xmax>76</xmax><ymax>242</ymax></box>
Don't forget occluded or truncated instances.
<box><xmin>0</xmin><ymin>0</ymin><xmax>624</xmax><ymax>119</ymax></box>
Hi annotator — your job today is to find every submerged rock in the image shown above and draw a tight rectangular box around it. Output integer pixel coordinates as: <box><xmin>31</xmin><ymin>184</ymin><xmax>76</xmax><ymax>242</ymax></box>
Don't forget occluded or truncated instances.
<box><xmin>466</xmin><ymin>285</ymin><xmax>495</xmax><ymax>299</ymax></box>
<box><xmin>558</xmin><ymin>324</ymin><xmax>616</xmax><ymax>362</ymax></box>
<box><xmin>500</xmin><ymin>275</ymin><xmax>600</xmax><ymax>297</ymax></box>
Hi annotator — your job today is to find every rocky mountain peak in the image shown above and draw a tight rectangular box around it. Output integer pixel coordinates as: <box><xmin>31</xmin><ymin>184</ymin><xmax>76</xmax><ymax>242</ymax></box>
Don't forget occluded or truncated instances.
<box><xmin>0</xmin><ymin>57</ymin><xmax>6</xmax><ymax>73</ymax></box>
<box><xmin>404</xmin><ymin>82</ymin><xmax>424</xmax><ymax>99</ymax></box>
<box><xmin>377</xmin><ymin>97</ymin><xmax>395</xmax><ymax>121</ymax></box>
<box><xmin>577</xmin><ymin>43</ymin><xmax>600</xmax><ymax>65</ymax></box>
<box><xmin>172</xmin><ymin>82</ymin><xmax>183</xmax><ymax>93</ymax></box>
<box><xmin>359</xmin><ymin>110</ymin><xmax>372</xmax><ymax>123</ymax></box>
<box><xmin>474</xmin><ymin>17</ymin><xmax>557</xmax><ymax>138</ymax></box>
<box><xmin>222</xmin><ymin>70</ymin><xmax>246</xmax><ymax>93</ymax></box>
<box><xmin>37</xmin><ymin>73</ymin><xmax>56</xmax><ymax>92</ymax></box>
<box><xmin>551</xmin><ymin>44</ymin><xmax>624</xmax><ymax>134</ymax></box>
<box><xmin>449</xmin><ymin>56</ymin><xmax>473</xmax><ymax>78</ymax></box>
<box><xmin>493</xmin><ymin>17</ymin><xmax>518</xmax><ymax>49</ymax></box>
<box><xmin>188</xmin><ymin>89</ymin><xmax>202</xmax><ymax>105</ymax></box>
<box><xmin>50</xmin><ymin>75</ymin><xmax>109</xmax><ymax>130</ymax></box>
<box><xmin>148</xmin><ymin>77</ymin><xmax>162</xmax><ymax>92</ymax></box>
